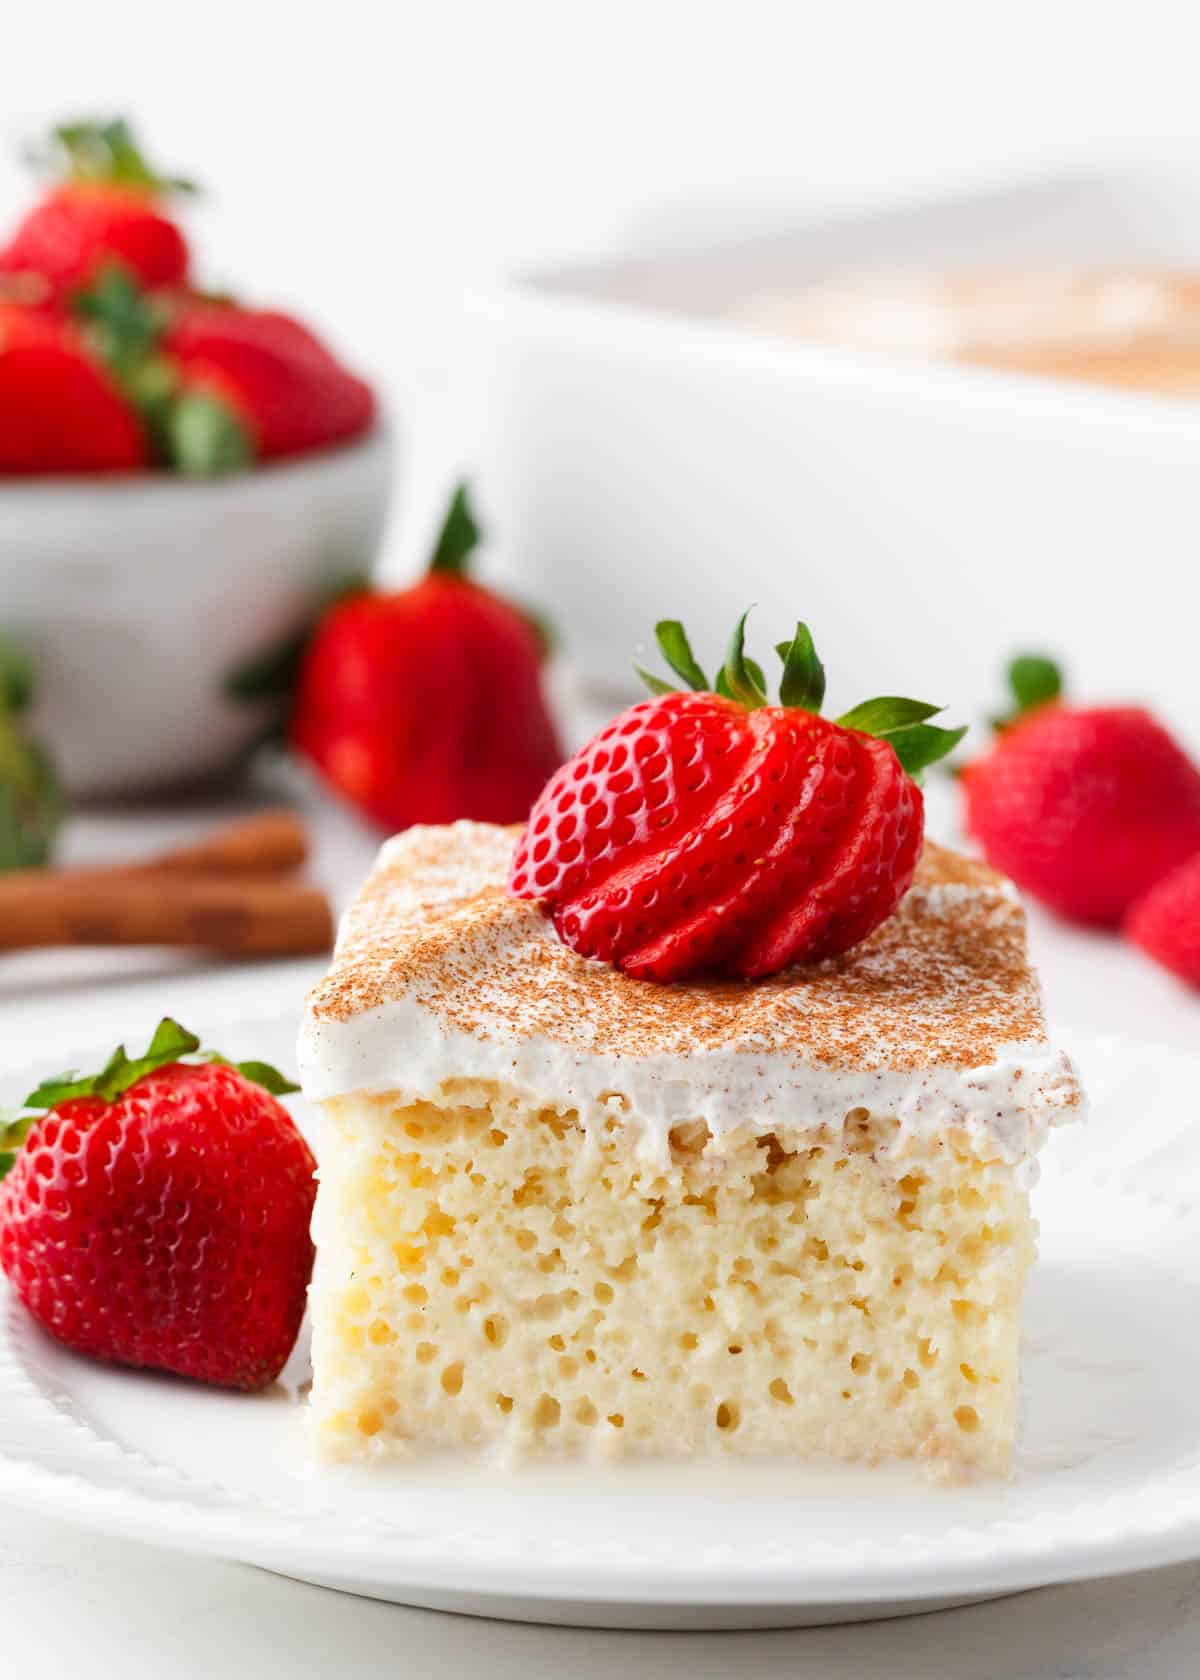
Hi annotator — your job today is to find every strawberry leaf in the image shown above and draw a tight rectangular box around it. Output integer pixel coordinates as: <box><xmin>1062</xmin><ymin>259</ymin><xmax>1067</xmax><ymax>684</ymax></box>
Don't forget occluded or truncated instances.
<box><xmin>992</xmin><ymin>653</ymin><xmax>1063</xmax><ymax>730</ymax></box>
<box><xmin>0</xmin><ymin>635</ymin><xmax>34</xmax><ymax>715</ymax></box>
<box><xmin>166</xmin><ymin>391</ymin><xmax>255</xmax><ymax>476</ymax></box>
<box><xmin>71</xmin><ymin>266</ymin><xmax>189</xmax><ymax>465</ymax></box>
<box><xmin>627</xmin><ymin>609</ymin><xmax>964</xmax><ymax>783</ymax></box>
<box><xmin>720</xmin><ymin>611</ymin><xmax>768</xmax><ymax>709</ymax></box>
<box><xmin>776</xmin><ymin>623</ymin><xmax>826</xmax><ymax>712</ymax></box>
<box><xmin>147</xmin><ymin>1017</ymin><xmax>202</xmax><ymax>1060</ymax></box>
<box><xmin>20</xmin><ymin>1019</ymin><xmax>297</xmax><ymax>1113</ymax></box>
<box><xmin>197</xmin><ymin>1052</ymin><xmax>299</xmax><ymax>1095</ymax></box>
<box><xmin>42</xmin><ymin>117</ymin><xmax>196</xmax><ymax>195</ymax></box>
<box><xmin>634</xmin><ymin>665</ymin><xmax>678</xmax><ymax>696</ymax></box>
<box><xmin>22</xmin><ymin>1072</ymin><xmax>103</xmax><ymax>1110</ymax></box>
<box><xmin>0</xmin><ymin>1114</ymin><xmax>33</xmax><ymax>1180</ymax></box>
<box><xmin>836</xmin><ymin>696</ymin><xmax>943</xmax><ymax>734</ymax></box>
<box><xmin>231</xmin><ymin>1060</ymin><xmax>300</xmax><ymax>1096</ymax></box>
<box><xmin>636</xmin><ymin>620</ymin><xmax>712</xmax><ymax>696</ymax></box>
<box><xmin>1009</xmin><ymin>655</ymin><xmax>1062</xmax><ymax>711</ymax></box>
<box><xmin>655</xmin><ymin>621</ymin><xmax>709</xmax><ymax>691</ymax></box>
<box><xmin>0</xmin><ymin>703</ymin><xmax>64</xmax><ymax>874</ymax></box>
<box><xmin>428</xmin><ymin>483</ymin><xmax>481</xmax><ymax>577</ymax></box>
<box><xmin>73</xmin><ymin>265</ymin><xmax>165</xmax><ymax>376</ymax></box>
<box><xmin>884</xmin><ymin>722</ymin><xmax>968</xmax><ymax>782</ymax></box>
<box><xmin>715</xmin><ymin>656</ymin><xmax>767</xmax><ymax>701</ymax></box>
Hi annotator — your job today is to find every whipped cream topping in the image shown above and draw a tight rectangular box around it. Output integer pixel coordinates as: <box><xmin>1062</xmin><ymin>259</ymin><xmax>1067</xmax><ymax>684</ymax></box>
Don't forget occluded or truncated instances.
<box><xmin>299</xmin><ymin>823</ymin><xmax>1083</xmax><ymax>1169</ymax></box>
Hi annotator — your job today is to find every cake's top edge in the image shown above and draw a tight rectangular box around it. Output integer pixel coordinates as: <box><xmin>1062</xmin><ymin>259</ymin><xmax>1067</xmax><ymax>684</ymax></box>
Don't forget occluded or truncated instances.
<box><xmin>304</xmin><ymin>821</ymin><xmax>1065</xmax><ymax>1083</ymax></box>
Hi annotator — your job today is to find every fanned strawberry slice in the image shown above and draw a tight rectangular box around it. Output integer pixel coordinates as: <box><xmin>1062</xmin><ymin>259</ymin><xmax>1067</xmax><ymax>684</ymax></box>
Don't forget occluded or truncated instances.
<box><xmin>607</xmin><ymin>710</ymin><xmax>855</xmax><ymax>982</ymax></box>
<box><xmin>739</xmin><ymin>733</ymin><xmax>922</xmax><ymax>974</ymax></box>
<box><xmin>510</xmin><ymin>612</ymin><xmax>963</xmax><ymax>982</ymax></box>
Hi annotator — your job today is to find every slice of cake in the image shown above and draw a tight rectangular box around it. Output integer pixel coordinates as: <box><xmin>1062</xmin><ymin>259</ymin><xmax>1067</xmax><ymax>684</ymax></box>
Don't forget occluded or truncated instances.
<box><xmin>299</xmin><ymin>822</ymin><xmax>1080</xmax><ymax>1475</ymax></box>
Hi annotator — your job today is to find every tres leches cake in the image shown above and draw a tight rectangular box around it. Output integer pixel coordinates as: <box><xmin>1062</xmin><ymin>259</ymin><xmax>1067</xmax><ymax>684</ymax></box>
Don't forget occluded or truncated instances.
<box><xmin>299</xmin><ymin>618</ymin><xmax>1082</xmax><ymax>1476</ymax></box>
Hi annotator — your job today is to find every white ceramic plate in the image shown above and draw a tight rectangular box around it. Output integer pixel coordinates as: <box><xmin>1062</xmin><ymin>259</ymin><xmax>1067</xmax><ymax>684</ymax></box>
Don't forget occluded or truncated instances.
<box><xmin>1</xmin><ymin>1008</ymin><xmax>1199</xmax><ymax>1630</ymax></box>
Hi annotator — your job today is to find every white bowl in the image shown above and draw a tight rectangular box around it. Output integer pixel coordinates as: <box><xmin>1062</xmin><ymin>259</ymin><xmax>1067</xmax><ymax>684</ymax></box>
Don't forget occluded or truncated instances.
<box><xmin>1</xmin><ymin>427</ymin><xmax>395</xmax><ymax>796</ymax></box>
<box><xmin>474</xmin><ymin>167</ymin><xmax>1200</xmax><ymax>746</ymax></box>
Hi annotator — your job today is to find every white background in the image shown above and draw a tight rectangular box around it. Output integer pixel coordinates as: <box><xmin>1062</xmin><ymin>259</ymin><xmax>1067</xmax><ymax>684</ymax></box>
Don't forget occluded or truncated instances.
<box><xmin>5</xmin><ymin>5</ymin><xmax>1200</xmax><ymax>1674</ymax></box>
<box><xmin>4</xmin><ymin>1</ymin><xmax>1200</xmax><ymax>392</ymax></box>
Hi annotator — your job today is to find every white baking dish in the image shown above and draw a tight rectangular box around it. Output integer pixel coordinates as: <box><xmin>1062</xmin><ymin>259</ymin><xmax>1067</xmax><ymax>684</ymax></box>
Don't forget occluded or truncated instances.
<box><xmin>474</xmin><ymin>168</ymin><xmax>1200</xmax><ymax>744</ymax></box>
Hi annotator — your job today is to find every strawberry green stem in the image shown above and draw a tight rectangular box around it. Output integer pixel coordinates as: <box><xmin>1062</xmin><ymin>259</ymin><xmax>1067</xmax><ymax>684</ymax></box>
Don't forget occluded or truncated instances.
<box><xmin>656</xmin><ymin>621</ymin><xmax>709</xmax><ymax>690</ymax></box>
<box><xmin>0</xmin><ymin>639</ymin><xmax>63</xmax><ymax>875</ymax></box>
<box><xmin>167</xmin><ymin>392</ymin><xmax>255</xmax><ymax>476</ymax></box>
<box><xmin>428</xmin><ymin>483</ymin><xmax>481</xmax><ymax>577</ymax></box>
<box><xmin>991</xmin><ymin>653</ymin><xmax>1063</xmax><ymax>731</ymax></box>
<box><xmin>776</xmin><ymin>622</ymin><xmax>825</xmax><ymax>712</ymax></box>
<box><xmin>0</xmin><ymin>1016</ymin><xmax>297</xmax><ymax>1176</ymax></box>
<box><xmin>73</xmin><ymin>266</ymin><xmax>166</xmax><ymax>373</ymax></box>
<box><xmin>0</xmin><ymin>1115</ymin><xmax>33</xmax><ymax>1180</ymax></box>
<box><xmin>20</xmin><ymin>1017</ymin><xmax>298</xmax><ymax>1115</ymax></box>
<box><xmin>0</xmin><ymin>635</ymin><xmax>34</xmax><ymax>715</ymax></box>
<box><xmin>635</xmin><ymin>608</ymin><xmax>966</xmax><ymax>780</ymax></box>
<box><xmin>720</xmin><ymin>610</ymin><xmax>768</xmax><ymax>709</ymax></box>
<box><xmin>39</xmin><ymin>118</ymin><xmax>196</xmax><ymax>195</ymax></box>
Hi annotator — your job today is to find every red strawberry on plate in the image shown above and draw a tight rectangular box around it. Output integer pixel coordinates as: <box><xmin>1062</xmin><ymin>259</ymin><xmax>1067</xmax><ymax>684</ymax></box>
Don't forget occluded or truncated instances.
<box><xmin>509</xmin><ymin>613</ymin><xmax>963</xmax><ymax>981</ymax></box>
<box><xmin>0</xmin><ymin>1019</ymin><xmax>315</xmax><ymax>1391</ymax></box>
<box><xmin>1125</xmin><ymin>852</ymin><xmax>1200</xmax><ymax>988</ymax></box>
<box><xmin>0</xmin><ymin>118</ymin><xmax>191</xmax><ymax>299</ymax></box>
<box><xmin>291</xmin><ymin>485</ymin><xmax>562</xmax><ymax>830</ymax></box>
<box><xmin>164</xmin><ymin>302</ymin><xmax>376</xmax><ymax>467</ymax></box>
<box><xmin>0</xmin><ymin>301</ymin><xmax>146</xmax><ymax>473</ymax></box>
<box><xmin>962</xmin><ymin>656</ymin><xmax>1200</xmax><ymax>926</ymax></box>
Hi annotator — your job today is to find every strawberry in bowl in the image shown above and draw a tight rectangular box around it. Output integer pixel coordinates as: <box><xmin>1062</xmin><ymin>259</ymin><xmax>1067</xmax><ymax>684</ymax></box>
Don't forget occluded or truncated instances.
<box><xmin>0</xmin><ymin>115</ymin><xmax>390</xmax><ymax>794</ymax></box>
<box><xmin>0</xmin><ymin>1019</ymin><xmax>315</xmax><ymax>1390</ymax></box>
<box><xmin>510</xmin><ymin>612</ymin><xmax>964</xmax><ymax>980</ymax></box>
<box><xmin>164</xmin><ymin>300</ymin><xmax>376</xmax><ymax>470</ymax></box>
<box><xmin>0</xmin><ymin>117</ymin><xmax>191</xmax><ymax>301</ymax></box>
<box><xmin>0</xmin><ymin>299</ymin><xmax>146</xmax><ymax>473</ymax></box>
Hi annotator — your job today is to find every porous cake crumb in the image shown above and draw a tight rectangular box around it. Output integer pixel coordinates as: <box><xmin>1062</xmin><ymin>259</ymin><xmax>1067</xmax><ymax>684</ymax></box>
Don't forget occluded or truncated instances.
<box><xmin>300</xmin><ymin>823</ymin><xmax>1081</xmax><ymax>1475</ymax></box>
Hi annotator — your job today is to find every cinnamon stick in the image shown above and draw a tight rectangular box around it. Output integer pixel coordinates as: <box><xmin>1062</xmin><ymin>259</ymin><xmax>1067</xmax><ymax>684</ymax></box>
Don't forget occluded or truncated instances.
<box><xmin>129</xmin><ymin>810</ymin><xmax>310</xmax><ymax>878</ymax></box>
<box><xmin>0</xmin><ymin>811</ymin><xmax>309</xmax><ymax>903</ymax></box>
<box><xmin>0</xmin><ymin>875</ymin><xmax>334</xmax><ymax>956</ymax></box>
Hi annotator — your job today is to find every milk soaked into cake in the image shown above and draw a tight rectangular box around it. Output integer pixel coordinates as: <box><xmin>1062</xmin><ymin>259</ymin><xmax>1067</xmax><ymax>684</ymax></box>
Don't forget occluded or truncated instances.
<box><xmin>299</xmin><ymin>823</ymin><xmax>1080</xmax><ymax>1475</ymax></box>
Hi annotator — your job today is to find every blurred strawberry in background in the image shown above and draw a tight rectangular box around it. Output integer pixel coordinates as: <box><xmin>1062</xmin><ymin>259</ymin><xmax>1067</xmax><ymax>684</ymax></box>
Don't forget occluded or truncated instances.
<box><xmin>0</xmin><ymin>116</ymin><xmax>375</xmax><ymax>475</ymax></box>
<box><xmin>0</xmin><ymin>300</ymin><xmax>146</xmax><ymax>471</ymax></box>
<box><xmin>0</xmin><ymin>118</ymin><xmax>191</xmax><ymax>300</ymax></box>
<box><xmin>164</xmin><ymin>303</ymin><xmax>375</xmax><ymax>468</ymax></box>
<box><xmin>963</xmin><ymin>655</ymin><xmax>1200</xmax><ymax>927</ymax></box>
<box><xmin>1125</xmin><ymin>853</ymin><xmax>1200</xmax><ymax>989</ymax></box>
<box><xmin>291</xmin><ymin>485</ymin><xmax>563</xmax><ymax>830</ymax></box>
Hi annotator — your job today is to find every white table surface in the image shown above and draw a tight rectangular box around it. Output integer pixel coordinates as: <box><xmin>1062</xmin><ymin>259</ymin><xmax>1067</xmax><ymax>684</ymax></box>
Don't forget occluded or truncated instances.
<box><xmin>3</xmin><ymin>776</ymin><xmax>1199</xmax><ymax>1679</ymax></box>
